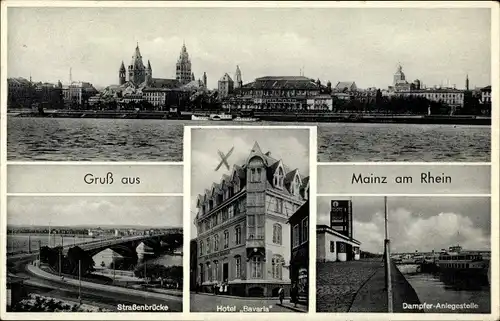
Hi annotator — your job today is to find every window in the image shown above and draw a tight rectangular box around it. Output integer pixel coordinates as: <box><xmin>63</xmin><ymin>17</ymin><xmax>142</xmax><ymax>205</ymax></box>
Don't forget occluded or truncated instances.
<box><xmin>235</xmin><ymin>256</ymin><xmax>241</xmax><ymax>278</ymax></box>
<box><xmin>302</xmin><ymin>217</ymin><xmax>308</xmax><ymax>243</ymax></box>
<box><xmin>275</xmin><ymin>198</ymin><xmax>283</xmax><ymax>213</ymax></box>
<box><xmin>214</xmin><ymin>234</ymin><xmax>219</xmax><ymax>251</ymax></box>
<box><xmin>330</xmin><ymin>241</ymin><xmax>335</xmax><ymax>253</ymax></box>
<box><xmin>199</xmin><ymin>264</ymin><xmax>204</xmax><ymax>283</ymax></box>
<box><xmin>292</xmin><ymin>175</ymin><xmax>301</xmax><ymax>196</ymax></box>
<box><xmin>222</xmin><ymin>208</ymin><xmax>228</xmax><ymax>222</ymax></box>
<box><xmin>206</xmin><ymin>262</ymin><xmax>212</xmax><ymax>281</ymax></box>
<box><xmin>256</xmin><ymin>215</ymin><xmax>265</xmax><ymax>239</ymax></box>
<box><xmin>272</xmin><ymin>256</ymin><xmax>283</xmax><ymax>279</ymax></box>
<box><xmin>199</xmin><ymin>240</ymin><xmax>204</xmax><ymax>256</ymax></box>
<box><xmin>213</xmin><ymin>261</ymin><xmax>219</xmax><ymax>282</ymax></box>
<box><xmin>248</xmin><ymin>215</ymin><xmax>256</xmax><ymax>239</ymax></box>
<box><xmin>251</xmin><ymin>256</ymin><xmax>262</xmax><ymax>278</ymax></box>
<box><xmin>228</xmin><ymin>205</ymin><xmax>234</xmax><ymax>219</ymax></box>
<box><xmin>273</xmin><ymin>224</ymin><xmax>282</xmax><ymax>245</ymax></box>
<box><xmin>235</xmin><ymin>226</ymin><xmax>242</xmax><ymax>245</ymax></box>
<box><xmin>293</xmin><ymin>224</ymin><xmax>300</xmax><ymax>248</ymax></box>
<box><xmin>224</xmin><ymin>230</ymin><xmax>229</xmax><ymax>249</ymax></box>
<box><xmin>206</xmin><ymin>237</ymin><xmax>211</xmax><ymax>253</ymax></box>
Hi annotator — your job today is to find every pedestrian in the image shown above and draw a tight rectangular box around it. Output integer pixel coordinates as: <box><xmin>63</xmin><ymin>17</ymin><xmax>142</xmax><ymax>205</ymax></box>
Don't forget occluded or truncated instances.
<box><xmin>223</xmin><ymin>279</ymin><xmax>228</xmax><ymax>293</ymax></box>
<box><xmin>219</xmin><ymin>282</ymin><xmax>224</xmax><ymax>295</ymax></box>
<box><xmin>278</xmin><ymin>285</ymin><xmax>284</xmax><ymax>305</ymax></box>
<box><xmin>195</xmin><ymin>282</ymin><xmax>199</xmax><ymax>294</ymax></box>
<box><xmin>213</xmin><ymin>283</ymin><xmax>218</xmax><ymax>295</ymax></box>
<box><xmin>290</xmin><ymin>283</ymin><xmax>298</xmax><ymax>307</ymax></box>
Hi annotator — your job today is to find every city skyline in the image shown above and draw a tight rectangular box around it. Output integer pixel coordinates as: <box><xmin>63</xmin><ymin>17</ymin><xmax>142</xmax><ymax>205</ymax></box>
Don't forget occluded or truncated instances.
<box><xmin>7</xmin><ymin>7</ymin><xmax>491</xmax><ymax>90</ymax></box>
<box><xmin>317</xmin><ymin>196</ymin><xmax>490</xmax><ymax>254</ymax></box>
<box><xmin>8</xmin><ymin>196</ymin><xmax>183</xmax><ymax>227</ymax></box>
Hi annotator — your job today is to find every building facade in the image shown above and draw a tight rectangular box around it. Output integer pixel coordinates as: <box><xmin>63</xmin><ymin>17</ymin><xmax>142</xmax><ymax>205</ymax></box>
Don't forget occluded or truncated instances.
<box><xmin>230</xmin><ymin>76</ymin><xmax>323</xmax><ymax>110</ymax></box>
<box><xmin>480</xmin><ymin>85</ymin><xmax>491</xmax><ymax>104</ymax></box>
<box><xmin>288</xmin><ymin>196</ymin><xmax>309</xmax><ymax>305</ymax></box>
<box><xmin>397</xmin><ymin>88</ymin><xmax>465</xmax><ymax>109</ymax></box>
<box><xmin>218</xmin><ymin>73</ymin><xmax>234</xmax><ymax>100</ymax></box>
<box><xmin>317</xmin><ymin>200</ymin><xmax>361</xmax><ymax>262</ymax></box>
<box><xmin>194</xmin><ymin>142</ymin><xmax>308</xmax><ymax>297</ymax></box>
<box><xmin>317</xmin><ymin>225</ymin><xmax>361</xmax><ymax>262</ymax></box>
<box><xmin>176</xmin><ymin>43</ymin><xmax>193</xmax><ymax>85</ymax></box>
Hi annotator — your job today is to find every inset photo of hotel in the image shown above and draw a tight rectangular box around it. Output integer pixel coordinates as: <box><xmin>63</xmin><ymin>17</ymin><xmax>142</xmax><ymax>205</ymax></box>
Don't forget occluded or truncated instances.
<box><xmin>6</xmin><ymin>196</ymin><xmax>183</xmax><ymax>312</ymax></box>
<box><xmin>316</xmin><ymin>196</ymin><xmax>491</xmax><ymax>313</ymax></box>
<box><xmin>188</xmin><ymin>126</ymin><xmax>312</xmax><ymax>313</ymax></box>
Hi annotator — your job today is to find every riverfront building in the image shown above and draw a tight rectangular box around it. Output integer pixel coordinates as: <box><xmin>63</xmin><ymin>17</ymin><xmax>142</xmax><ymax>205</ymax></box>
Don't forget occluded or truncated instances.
<box><xmin>225</xmin><ymin>76</ymin><xmax>323</xmax><ymax>110</ymax></box>
<box><xmin>194</xmin><ymin>142</ymin><xmax>308</xmax><ymax>297</ymax></box>
<box><xmin>317</xmin><ymin>200</ymin><xmax>361</xmax><ymax>262</ymax></box>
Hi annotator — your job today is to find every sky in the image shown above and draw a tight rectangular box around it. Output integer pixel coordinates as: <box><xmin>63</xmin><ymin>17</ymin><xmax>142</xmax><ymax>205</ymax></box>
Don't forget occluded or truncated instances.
<box><xmin>317</xmin><ymin>196</ymin><xmax>490</xmax><ymax>254</ymax></box>
<box><xmin>7</xmin><ymin>7</ymin><xmax>491</xmax><ymax>89</ymax></box>
<box><xmin>8</xmin><ymin>196</ymin><xmax>183</xmax><ymax>228</ymax></box>
<box><xmin>190</xmin><ymin>127</ymin><xmax>310</xmax><ymax>236</ymax></box>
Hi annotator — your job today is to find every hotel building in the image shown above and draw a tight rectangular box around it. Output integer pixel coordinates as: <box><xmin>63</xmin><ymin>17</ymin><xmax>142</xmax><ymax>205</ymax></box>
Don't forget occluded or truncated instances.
<box><xmin>194</xmin><ymin>142</ymin><xmax>309</xmax><ymax>297</ymax></box>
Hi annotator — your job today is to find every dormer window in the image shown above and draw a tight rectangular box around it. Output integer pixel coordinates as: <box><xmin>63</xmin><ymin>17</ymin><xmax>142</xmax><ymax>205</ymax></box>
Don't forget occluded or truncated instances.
<box><xmin>292</xmin><ymin>175</ymin><xmax>301</xmax><ymax>196</ymax></box>
<box><xmin>274</xmin><ymin>166</ymin><xmax>284</xmax><ymax>189</ymax></box>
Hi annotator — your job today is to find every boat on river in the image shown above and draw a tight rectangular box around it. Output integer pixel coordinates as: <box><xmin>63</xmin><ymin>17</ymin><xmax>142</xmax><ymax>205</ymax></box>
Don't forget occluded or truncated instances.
<box><xmin>209</xmin><ymin>113</ymin><xmax>233</xmax><ymax>121</ymax></box>
<box><xmin>435</xmin><ymin>245</ymin><xmax>489</xmax><ymax>277</ymax></box>
<box><xmin>191</xmin><ymin>114</ymin><xmax>209</xmax><ymax>121</ymax></box>
<box><xmin>233</xmin><ymin>117</ymin><xmax>259</xmax><ymax>122</ymax></box>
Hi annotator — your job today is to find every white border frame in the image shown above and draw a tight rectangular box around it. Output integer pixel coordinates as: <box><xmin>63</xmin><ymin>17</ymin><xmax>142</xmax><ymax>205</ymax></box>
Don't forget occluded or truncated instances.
<box><xmin>0</xmin><ymin>1</ymin><xmax>498</xmax><ymax>320</ymax></box>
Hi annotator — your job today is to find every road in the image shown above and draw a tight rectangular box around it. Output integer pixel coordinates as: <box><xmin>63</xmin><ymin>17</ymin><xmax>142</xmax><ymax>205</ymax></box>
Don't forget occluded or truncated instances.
<box><xmin>9</xmin><ymin>258</ymin><xmax>183</xmax><ymax>312</ymax></box>
<box><xmin>190</xmin><ymin>293</ymin><xmax>291</xmax><ymax>312</ymax></box>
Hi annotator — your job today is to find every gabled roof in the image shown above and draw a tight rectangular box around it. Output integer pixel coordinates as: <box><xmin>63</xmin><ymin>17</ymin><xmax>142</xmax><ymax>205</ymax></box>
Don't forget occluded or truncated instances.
<box><xmin>242</xmin><ymin>76</ymin><xmax>321</xmax><ymax>91</ymax></box>
<box><xmin>197</xmin><ymin>142</ymin><xmax>306</xmax><ymax>211</ymax></box>
<box><xmin>220</xmin><ymin>73</ymin><xmax>234</xmax><ymax>82</ymax></box>
<box><xmin>334</xmin><ymin>81</ymin><xmax>357</xmax><ymax>91</ymax></box>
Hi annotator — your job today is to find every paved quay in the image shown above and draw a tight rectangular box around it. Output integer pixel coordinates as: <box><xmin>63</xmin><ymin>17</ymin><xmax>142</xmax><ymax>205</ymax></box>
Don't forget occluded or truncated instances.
<box><xmin>349</xmin><ymin>261</ymin><xmax>423</xmax><ymax>313</ymax></box>
<box><xmin>316</xmin><ymin>259</ymin><xmax>383</xmax><ymax>312</ymax></box>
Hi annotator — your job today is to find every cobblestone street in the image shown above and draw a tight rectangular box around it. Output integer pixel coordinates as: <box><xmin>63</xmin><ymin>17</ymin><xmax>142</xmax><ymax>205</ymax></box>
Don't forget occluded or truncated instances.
<box><xmin>316</xmin><ymin>259</ymin><xmax>383</xmax><ymax>312</ymax></box>
<box><xmin>190</xmin><ymin>293</ymin><xmax>294</xmax><ymax>312</ymax></box>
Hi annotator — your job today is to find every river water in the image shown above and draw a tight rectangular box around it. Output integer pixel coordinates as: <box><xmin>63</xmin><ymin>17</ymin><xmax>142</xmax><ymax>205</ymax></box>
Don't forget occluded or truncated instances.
<box><xmin>402</xmin><ymin>270</ymin><xmax>490</xmax><ymax>313</ymax></box>
<box><xmin>8</xmin><ymin>118</ymin><xmax>490</xmax><ymax>162</ymax></box>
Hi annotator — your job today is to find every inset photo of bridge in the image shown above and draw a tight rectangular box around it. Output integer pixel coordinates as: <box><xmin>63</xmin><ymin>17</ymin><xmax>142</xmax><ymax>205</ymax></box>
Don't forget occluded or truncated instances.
<box><xmin>6</xmin><ymin>196</ymin><xmax>183</xmax><ymax>313</ymax></box>
<box><xmin>189</xmin><ymin>126</ymin><xmax>312</xmax><ymax>313</ymax></box>
<box><xmin>316</xmin><ymin>196</ymin><xmax>491</xmax><ymax>314</ymax></box>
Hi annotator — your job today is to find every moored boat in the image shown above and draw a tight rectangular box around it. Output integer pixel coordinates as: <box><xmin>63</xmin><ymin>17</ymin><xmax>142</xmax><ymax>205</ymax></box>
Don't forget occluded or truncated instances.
<box><xmin>191</xmin><ymin>114</ymin><xmax>209</xmax><ymax>121</ymax></box>
<box><xmin>209</xmin><ymin>113</ymin><xmax>233</xmax><ymax>121</ymax></box>
<box><xmin>435</xmin><ymin>245</ymin><xmax>489</xmax><ymax>277</ymax></box>
<box><xmin>233</xmin><ymin>117</ymin><xmax>260</xmax><ymax>122</ymax></box>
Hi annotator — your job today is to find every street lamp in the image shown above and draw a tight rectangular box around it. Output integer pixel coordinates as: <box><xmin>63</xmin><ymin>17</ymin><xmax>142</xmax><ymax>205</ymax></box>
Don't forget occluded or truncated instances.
<box><xmin>78</xmin><ymin>259</ymin><xmax>82</xmax><ymax>305</ymax></box>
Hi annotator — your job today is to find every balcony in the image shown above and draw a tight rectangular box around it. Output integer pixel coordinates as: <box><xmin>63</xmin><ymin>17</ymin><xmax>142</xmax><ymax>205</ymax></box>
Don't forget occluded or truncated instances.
<box><xmin>246</xmin><ymin>238</ymin><xmax>265</xmax><ymax>249</ymax></box>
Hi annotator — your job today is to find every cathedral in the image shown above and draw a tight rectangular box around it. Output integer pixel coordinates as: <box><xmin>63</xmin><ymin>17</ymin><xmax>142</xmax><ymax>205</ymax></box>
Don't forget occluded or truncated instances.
<box><xmin>176</xmin><ymin>42</ymin><xmax>195</xmax><ymax>85</ymax></box>
<box><xmin>119</xmin><ymin>43</ymin><xmax>152</xmax><ymax>86</ymax></box>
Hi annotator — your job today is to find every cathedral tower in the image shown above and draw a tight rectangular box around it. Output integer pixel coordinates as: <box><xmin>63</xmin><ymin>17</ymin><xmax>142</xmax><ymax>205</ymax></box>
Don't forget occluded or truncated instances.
<box><xmin>466</xmin><ymin>74</ymin><xmax>469</xmax><ymax>91</ymax></box>
<box><xmin>393</xmin><ymin>64</ymin><xmax>406</xmax><ymax>85</ymax></box>
<box><xmin>128</xmin><ymin>43</ymin><xmax>147</xmax><ymax>85</ymax></box>
<box><xmin>235</xmin><ymin>65</ymin><xmax>243</xmax><ymax>88</ymax></box>
<box><xmin>203</xmin><ymin>72</ymin><xmax>207</xmax><ymax>88</ymax></box>
<box><xmin>145</xmin><ymin>60</ymin><xmax>153</xmax><ymax>84</ymax></box>
<box><xmin>176</xmin><ymin>42</ymin><xmax>192</xmax><ymax>85</ymax></box>
<box><xmin>119</xmin><ymin>61</ymin><xmax>126</xmax><ymax>85</ymax></box>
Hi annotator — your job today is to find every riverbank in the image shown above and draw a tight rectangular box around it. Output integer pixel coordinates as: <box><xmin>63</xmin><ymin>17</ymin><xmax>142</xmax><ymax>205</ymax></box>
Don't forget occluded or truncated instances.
<box><xmin>9</xmin><ymin>110</ymin><xmax>491</xmax><ymax>125</ymax></box>
<box><xmin>317</xmin><ymin>259</ymin><xmax>422</xmax><ymax>312</ymax></box>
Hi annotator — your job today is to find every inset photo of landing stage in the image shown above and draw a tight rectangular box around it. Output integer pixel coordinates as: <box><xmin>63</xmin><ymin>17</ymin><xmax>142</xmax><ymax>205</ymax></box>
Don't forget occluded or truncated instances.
<box><xmin>316</xmin><ymin>196</ymin><xmax>491</xmax><ymax>314</ymax></box>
